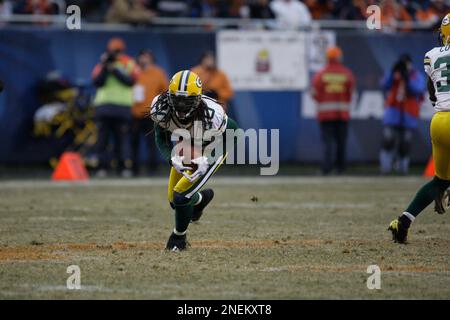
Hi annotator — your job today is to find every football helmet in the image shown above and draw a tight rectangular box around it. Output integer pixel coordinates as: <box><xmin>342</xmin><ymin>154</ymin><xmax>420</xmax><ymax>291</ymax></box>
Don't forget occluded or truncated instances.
<box><xmin>168</xmin><ymin>70</ymin><xmax>202</xmax><ymax>121</ymax></box>
<box><xmin>439</xmin><ymin>13</ymin><xmax>450</xmax><ymax>46</ymax></box>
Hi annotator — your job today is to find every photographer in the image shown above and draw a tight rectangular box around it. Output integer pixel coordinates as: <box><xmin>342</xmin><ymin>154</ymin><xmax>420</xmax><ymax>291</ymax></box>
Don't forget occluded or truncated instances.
<box><xmin>380</xmin><ymin>53</ymin><xmax>425</xmax><ymax>175</ymax></box>
<box><xmin>91</xmin><ymin>37</ymin><xmax>139</xmax><ymax>178</ymax></box>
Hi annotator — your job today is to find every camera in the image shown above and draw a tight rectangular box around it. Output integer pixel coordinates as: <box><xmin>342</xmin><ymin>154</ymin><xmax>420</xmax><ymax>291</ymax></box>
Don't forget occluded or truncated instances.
<box><xmin>103</xmin><ymin>51</ymin><xmax>119</xmax><ymax>64</ymax></box>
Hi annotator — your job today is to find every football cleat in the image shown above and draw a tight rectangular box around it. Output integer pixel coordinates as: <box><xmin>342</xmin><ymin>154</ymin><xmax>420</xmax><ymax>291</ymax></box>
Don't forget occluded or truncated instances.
<box><xmin>434</xmin><ymin>190</ymin><xmax>450</xmax><ymax>214</ymax></box>
<box><xmin>165</xmin><ymin>232</ymin><xmax>188</xmax><ymax>252</ymax></box>
<box><xmin>388</xmin><ymin>219</ymin><xmax>409</xmax><ymax>244</ymax></box>
<box><xmin>191</xmin><ymin>189</ymin><xmax>214</xmax><ymax>223</ymax></box>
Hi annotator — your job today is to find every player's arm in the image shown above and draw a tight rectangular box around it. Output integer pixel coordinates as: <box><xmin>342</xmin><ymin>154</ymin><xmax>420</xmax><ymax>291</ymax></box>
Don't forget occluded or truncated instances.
<box><xmin>424</xmin><ymin>54</ymin><xmax>436</xmax><ymax>105</ymax></box>
<box><xmin>110</xmin><ymin>65</ymin><xmax>136</xmax><ymax>87</ymax></box>
<box><xmin>219</xmin><ymin>117</ymin><xmax>239</xmax><ymax>153</ymax></box>
<box><xmin>154</xmin><ymin>125</ymin><xmax>173</xmax><ymax>163</ymax></box>
<box><xmin>427</xmin><ymin>76</ymin><xmax>437</xmax><ymax>106</ymax></box>
<box><xmin>92</xmin><ymin>63</ymin><xmax>108</xmax><ymax>87</ymax></box>
<box><xmin>405</xmin><ymin>71</ymin><xmax>426</xmax><ymax>96</ymax></box>
<box><xmin>226</xmin><ymin>117</ymin><xmax>238</xmax><ymax>130</ymax></box>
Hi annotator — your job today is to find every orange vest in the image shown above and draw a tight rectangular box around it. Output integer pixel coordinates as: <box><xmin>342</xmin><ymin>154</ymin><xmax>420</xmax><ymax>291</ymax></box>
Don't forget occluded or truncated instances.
<box><xmin>312</xmin><ymin>62</ymin><xmax>355</xmax><ymax>122</ymax></box>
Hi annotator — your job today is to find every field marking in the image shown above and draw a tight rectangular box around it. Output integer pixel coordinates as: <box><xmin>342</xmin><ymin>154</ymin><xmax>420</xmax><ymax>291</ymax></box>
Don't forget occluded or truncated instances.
<box><xmin>0</xmin><ymin>176</ymin><xmax>427</xmax><ymax>189</ymax></box>
<box><xmin>217</xmin><ymin>201</ymin><xmax>373</xmax><ymax>209</ymax></box>
<box><xmin>2</xmin><ymin>238</ymin><xmax>450</xmax><ymax>263</ymax></box>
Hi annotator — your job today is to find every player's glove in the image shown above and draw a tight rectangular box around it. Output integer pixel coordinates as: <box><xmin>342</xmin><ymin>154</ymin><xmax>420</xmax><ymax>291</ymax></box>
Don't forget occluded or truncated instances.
<box><xmin>170</xmin><ymin>155</ymin><xmax>191</xmax><ymax>174</ymax></box>
<box><xmin>185</xmin><ymin>156</ymin><xmax>209</xmax><ymax>182</ymax></box>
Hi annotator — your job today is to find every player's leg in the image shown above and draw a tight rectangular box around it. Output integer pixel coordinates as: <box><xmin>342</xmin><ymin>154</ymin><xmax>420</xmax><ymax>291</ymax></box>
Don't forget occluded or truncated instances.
<box><xmin>94</xmin><ymin>110</ymin><xmax>112</xmax><ymax>177</ymax></box>
<box><xmin>389</xmin><ymin>112</ymin><xmax>450</xmax><ymax>243</ymax></box>
<box><xmin>166</xmin><ymin>154</ymin><xmax>226</xmax><ymax>251</ymax></box>
<box><xmin>335</xmin><ymin>120</ymin><xmax>348</xmax><ymax>174</ymax></box>
<box><xmin>396</xmin><ymin>127</ymin><xmax>413</xmax><ymax>175</ymax></box>
<box><xmin>320</xmin><ymin>121</ymin><xmax>334</xmax><ymax>175</ymax></box>
<box><xmin>145</xmin><ymin>120</ymin><xmax>159</xmax><ymax>174</ymax></box>
<box><xmin>165</xmin><ymin>167</ymin><xmax>187</xmax><ymax>251</ymax></box>
<box><xmin>380</xmin><ymin>125</ymin><xmax>396</xmax><ymax>174</ymax></box>
<box><xmin>130</xmin><ymin>118</ymin><xmax>141</xmax><ymax>176</ymax></box>
<box><xmin>167</xmin><ymin>166</ymin><xmax>183</xmax><ymax>208</ymax></box>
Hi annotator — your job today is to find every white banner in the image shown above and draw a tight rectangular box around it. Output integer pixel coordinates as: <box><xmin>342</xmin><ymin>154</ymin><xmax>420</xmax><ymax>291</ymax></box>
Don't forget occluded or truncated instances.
<box><xmin>308</xmin><ymin>30</ymin><xmax>336</xmax><ymax>72</ymax></box>
<box><xmin>217</xmin><ymin>31</ymin><xmax>308</xmax><ymax>91</ymax></box>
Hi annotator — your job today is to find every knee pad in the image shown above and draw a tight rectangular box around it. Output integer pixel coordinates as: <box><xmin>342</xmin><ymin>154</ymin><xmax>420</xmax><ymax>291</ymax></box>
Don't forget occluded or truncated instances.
<box><xmin>173</xmin><ymin>192</ymin><xmax>191</xmax><ymax>206</ymax></box>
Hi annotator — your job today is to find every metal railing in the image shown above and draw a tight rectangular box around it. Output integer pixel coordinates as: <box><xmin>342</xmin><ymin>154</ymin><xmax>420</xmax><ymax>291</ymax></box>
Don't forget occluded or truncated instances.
<box><xmin>0</xmin><ymin>14</ymin><xmax>436</xmax><ymax>31</ymax></box>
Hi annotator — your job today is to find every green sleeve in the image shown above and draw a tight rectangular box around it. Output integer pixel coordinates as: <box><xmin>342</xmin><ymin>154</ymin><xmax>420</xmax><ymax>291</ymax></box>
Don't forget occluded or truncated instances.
<box><xmin>155</xmin><ymin>125</ymin><xmax>173</xmax><ymax>163</ymax></box>
<box><xmin>217</xmin><ymin>117</ymin><xmax>239</xmax><ymax>159</ymax></box>
<box><xmin>226</xmin><ymin>117</ymin><xmax>239</xmax><ymax>130</ymax></box>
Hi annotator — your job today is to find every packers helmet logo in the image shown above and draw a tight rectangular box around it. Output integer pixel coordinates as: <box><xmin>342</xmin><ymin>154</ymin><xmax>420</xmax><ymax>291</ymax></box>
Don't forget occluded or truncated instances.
<box><xmin>443</xmin><ymin>16</ymin><xmax>450</xmax><ymax>26</ymax></box>
<box><xmin>196</xmin><ymin>77</ymin><xmax>202</xmax><ymax>88</ymax></box>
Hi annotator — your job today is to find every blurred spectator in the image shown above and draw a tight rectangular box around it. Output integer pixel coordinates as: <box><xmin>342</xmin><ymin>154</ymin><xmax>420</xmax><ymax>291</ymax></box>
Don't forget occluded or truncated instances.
<box><xmin>191</xmin><ymin>51</ymin><xmax>234</xmax><ymax>109</ymax></box>
<box><xmin>332</xmin><ymin>0</ymin><xmax>366</xmax><ymax>20</ymax></box>
<box><xmin>269</xmin><ymin>0</ymin><xmax>312</xmax><ymax>29</ymax></box>
<box><xmin>91</xmin><ymin>38</ymin><xmax>139</xmax><ymax>178</ymax></box>
<box><xmin>7</xmin><ymin>0</ymin><xmax>449</xmax><ymax>27</ymax></box>
<box><xmin>379</xmin><ymin>0</ymin><xmax>413</xmax><ymax>31</ymax></box>
<box><xmin>305</xmin><ymin>0</ymin><xmax>333</xmax><ymax>20</ymax></box>
<box><xmin>379</xmin><ymin>54</ymin><xmax>425</xmax><ymax>175</ymax></box>
<box><xmin>416</xmin><ymin>0</ymin><xmax>447</xmax><ymax>27</ymax></box>
<box><xmin>0</xmin><ymin>0</ymin><xmax>13</xmax><ymax>23</ymax></box>
<box><xmin>131</xmin><ymin>49</ymin><xmax>169</xmax><ymax>176</ymax></box>
<box><xmin>67</xmin><ymin>0</ymin><xmax>109</xmax><ymax>22</ymax></box>
<box><xmin>105</xmin><ymin>0</ymin><xmax>155</xmax><ymax>24</ymax></box>
<box><xmin>147</xmin><ymin>0</ymin><xmax>189</xmax><ymax>17</ymax></box>
<box><xmin>240</xmin><ymin>0</ymin><xmax>274</xmax><ymax>19</ymax></box>
<box><xmin>416</xmin><ymin>3</ymin><xmax>440</xmax><ymax>25</ymax></box>
<box><xmin>14</xmin><ymin>0</ymin><xmax>64</xmax><ymax>15</ymax></box>
<box><xmin>312</xmin><ymin>46</ymin><xmax>355</xmax><ymax>175</ymax></box>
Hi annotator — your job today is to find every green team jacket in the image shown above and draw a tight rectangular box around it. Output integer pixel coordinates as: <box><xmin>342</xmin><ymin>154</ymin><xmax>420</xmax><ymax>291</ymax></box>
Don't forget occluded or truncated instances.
<box><xmin>155</xmin><ymin>118</ymin><xmax>239</xmax><ymax>163</ymax></box>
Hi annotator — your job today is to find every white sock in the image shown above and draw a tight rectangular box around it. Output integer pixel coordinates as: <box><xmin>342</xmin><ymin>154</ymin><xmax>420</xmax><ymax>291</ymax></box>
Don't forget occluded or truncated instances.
<box><xmin>402</xmin><ymin>212</ymin><xmax>415</xmax><ymax>223</ymax></box>
<box><xmin>173</xmin><ymin>228</ymin><xmax>187</xmax><ymax>236</ymax></box>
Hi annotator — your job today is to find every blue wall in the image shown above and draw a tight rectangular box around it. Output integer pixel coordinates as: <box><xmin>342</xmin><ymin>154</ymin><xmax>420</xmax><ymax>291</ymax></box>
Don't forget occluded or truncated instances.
<box><xmin>0</xmin><ymin>27</ymin><xmax>436</xmax><ymax>164</ymax></box>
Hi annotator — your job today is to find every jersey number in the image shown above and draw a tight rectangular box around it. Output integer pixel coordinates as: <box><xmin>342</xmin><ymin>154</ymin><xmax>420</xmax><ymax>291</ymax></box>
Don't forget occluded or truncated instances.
<box><xmin>435</xmin><ymin>56</ymin><xmax>450</xmax><ymax>92</ymax></box>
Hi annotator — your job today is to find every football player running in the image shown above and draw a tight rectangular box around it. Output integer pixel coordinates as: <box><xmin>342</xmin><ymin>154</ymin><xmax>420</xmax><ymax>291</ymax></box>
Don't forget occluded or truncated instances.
<box><xmin>150</xmin><ymin>70</ymin><xmax>238</xmax><ymax>252</ymax></box>
<box><xmin>388</xmin><ymin>14</ymin><xmax>450</xmax><ymax>243</ymax></box>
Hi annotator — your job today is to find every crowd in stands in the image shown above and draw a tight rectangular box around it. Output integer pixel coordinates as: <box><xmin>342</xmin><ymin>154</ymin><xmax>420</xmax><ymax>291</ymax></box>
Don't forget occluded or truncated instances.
<box><xmin>0</xmin><ymin>0</ymin><xmax>449</xmax><ymax>29</ymax></box>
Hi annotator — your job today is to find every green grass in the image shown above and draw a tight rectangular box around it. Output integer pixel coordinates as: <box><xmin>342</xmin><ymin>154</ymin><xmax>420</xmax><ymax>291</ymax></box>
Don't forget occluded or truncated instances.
<box><xmin>0</xmin><ymin>176</ymin><xmax>449</xmax><ymax>299</ymax></box>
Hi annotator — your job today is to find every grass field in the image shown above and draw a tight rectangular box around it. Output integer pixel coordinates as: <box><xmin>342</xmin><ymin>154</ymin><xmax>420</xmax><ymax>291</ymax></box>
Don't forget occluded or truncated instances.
<box><xmin>0</xmin><ymin>176</ymin><xmax>449</xmax><ymax>299</ymax></box>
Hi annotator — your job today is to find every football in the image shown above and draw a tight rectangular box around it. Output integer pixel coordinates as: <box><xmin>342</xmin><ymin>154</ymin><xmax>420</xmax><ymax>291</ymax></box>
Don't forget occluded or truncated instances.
<box><xmin>176</xmin><ymin>140</ymin><xmax>202</xmax><ymax>171</ymax></box>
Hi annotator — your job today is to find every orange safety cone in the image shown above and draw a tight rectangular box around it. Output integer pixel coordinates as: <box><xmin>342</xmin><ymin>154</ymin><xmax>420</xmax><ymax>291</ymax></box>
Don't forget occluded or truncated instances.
<box><xmin>51</xmin><ymin>152</ymin><xmax>89</xmax><ymax>181</ymax></box>
<box><xmin>424</xmin><ymin>156</ymin><xmax>435</xmax><ymax>178</ymax></box>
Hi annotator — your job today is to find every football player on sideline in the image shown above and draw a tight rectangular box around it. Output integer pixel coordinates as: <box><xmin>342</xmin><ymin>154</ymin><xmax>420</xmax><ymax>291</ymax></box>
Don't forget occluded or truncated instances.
<box><xmin>150</xmin><ymin>70</ymin><xmax>239</xmax><ymax>252</ymax></box>
<box><xmin>388</xmin><ymin>14</ymin><xmax>450</xmax><ymax>243</ymax></box>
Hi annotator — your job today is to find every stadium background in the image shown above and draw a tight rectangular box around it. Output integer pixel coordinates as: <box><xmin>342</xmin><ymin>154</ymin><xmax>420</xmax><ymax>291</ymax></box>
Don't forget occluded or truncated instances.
<box><xmin>0</xmin><ymin>5</ymin><xmax>440</xmax><ymax>166</ymax></box>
